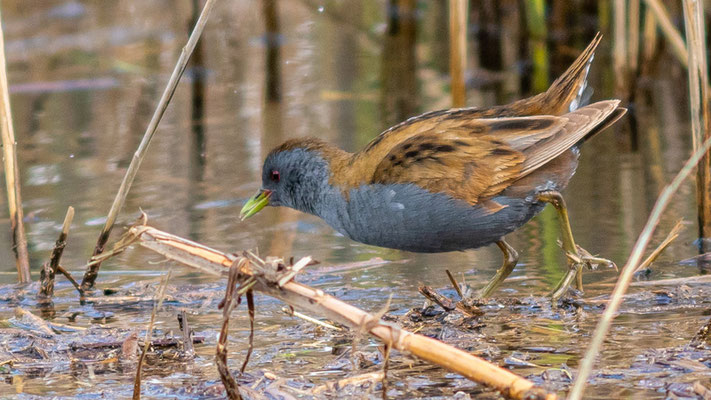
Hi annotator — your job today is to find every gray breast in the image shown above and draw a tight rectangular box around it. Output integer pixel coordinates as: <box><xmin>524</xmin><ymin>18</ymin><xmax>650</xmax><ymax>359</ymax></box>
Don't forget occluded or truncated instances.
<box><xmin>316</xmin><ymin>183</ymin><xmax>546</xmax><ymax>253</ymax></box>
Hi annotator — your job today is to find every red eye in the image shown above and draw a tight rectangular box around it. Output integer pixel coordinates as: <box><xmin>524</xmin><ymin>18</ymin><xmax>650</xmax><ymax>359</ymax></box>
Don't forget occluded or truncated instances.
<box><xmin>270</xmin><ymin>170</ymin><xmax>280</xmax><ymax>182</ymax></box>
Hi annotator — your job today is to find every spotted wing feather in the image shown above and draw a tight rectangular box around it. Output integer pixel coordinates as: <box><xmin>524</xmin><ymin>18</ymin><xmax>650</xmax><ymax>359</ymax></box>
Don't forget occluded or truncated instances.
<box><xmin>371</xmin><ymin>101</ymin><xmax>621</xmax><ymax>206</ymax></box>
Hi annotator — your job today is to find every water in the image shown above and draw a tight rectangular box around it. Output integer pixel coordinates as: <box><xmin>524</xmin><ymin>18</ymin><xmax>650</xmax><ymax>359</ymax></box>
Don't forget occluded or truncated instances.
<box><xmin>0</xmin><ymin>1</ymin><xmax>709</xmax><ymax>398</ymax></box>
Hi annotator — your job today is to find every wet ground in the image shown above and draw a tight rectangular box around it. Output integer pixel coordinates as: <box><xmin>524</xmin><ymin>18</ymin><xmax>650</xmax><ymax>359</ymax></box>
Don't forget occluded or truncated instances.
<box><xmin>0</xmin><ymin>1</ymin><xmax>711</xmax><ymax>399</ymax></box>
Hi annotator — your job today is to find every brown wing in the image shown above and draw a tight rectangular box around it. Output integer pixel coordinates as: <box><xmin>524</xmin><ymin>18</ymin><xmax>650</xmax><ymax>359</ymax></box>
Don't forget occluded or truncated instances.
<box><xmin>370</xmin><ymin>100</ymin><xmax>621</xmax><ymax>206</ymax></box>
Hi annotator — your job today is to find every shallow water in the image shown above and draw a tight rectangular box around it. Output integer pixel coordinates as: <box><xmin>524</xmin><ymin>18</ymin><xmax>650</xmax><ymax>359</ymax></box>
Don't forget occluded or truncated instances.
<box><xmin>0</xmin><ymin>1</ymin><xmax>710</xmax><ymax>399</ymax></box>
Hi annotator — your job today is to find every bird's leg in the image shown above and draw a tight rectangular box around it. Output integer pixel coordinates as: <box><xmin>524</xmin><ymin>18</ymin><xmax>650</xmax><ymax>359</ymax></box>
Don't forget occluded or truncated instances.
<box><xmin>537</xmin><ymin>191</ymin><xmax>615</xmax><ymax>299</ymax></box>
<box><xmin>477</xmin><ymin>239</ymin><xmax>519</xmax><ymax>298</ymax></box>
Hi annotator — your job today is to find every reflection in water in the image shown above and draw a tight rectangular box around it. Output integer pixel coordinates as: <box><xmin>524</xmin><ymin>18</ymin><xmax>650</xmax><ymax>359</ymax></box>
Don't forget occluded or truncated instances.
<box><xmin>0</xmin><ymin>1</ymin><xmax>708</xmax><ymax>397</ymax></box>
<box><xmin>188</xmin><ymin>0</ymin><xmax>207</xmax><ymax>241</ymax></box>
<box><xmin>381</xmin><ymin>0</ymin><xmax>417</xmax><ymax>127</ymax></box>
<box><xmin>263</xmin><ymin>0</ymin><xmax>281</xmax><ymax>103</ymax></box>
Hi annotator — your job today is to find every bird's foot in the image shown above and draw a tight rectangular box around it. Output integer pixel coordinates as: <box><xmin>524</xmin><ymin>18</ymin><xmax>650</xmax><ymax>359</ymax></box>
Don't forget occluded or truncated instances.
<box><xmin>563</xmin><ymin>244</ymin><xmax>617</xmax><ymax>272</ymax></box>
<box><xmin>551</xmin><ymin>244</ymin><xmax>615</xmax><ymax>301</ymax></box>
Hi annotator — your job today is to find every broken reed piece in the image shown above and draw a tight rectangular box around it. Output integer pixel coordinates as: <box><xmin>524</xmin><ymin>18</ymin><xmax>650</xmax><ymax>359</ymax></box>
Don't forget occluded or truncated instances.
<box><xmin>216</xmin><ymin>263</ymin><xmax>245</xmax><ymax>400</ymax></box>
<box><xmin>133</xmin><ymin>269</ymin><xmax>172</xmax><ymax>400</ymax></box>
<box><xmin>0</xmin><ymin>13</ymin><xmax>30</xmax><ymax>283</ymax></box>
<box><xmin>125</xmin><ymin>223</ymin><xmax>557</xmax><ymax>400</ymax></box>
<box><xmin>79</xmin><ymin>0</ymin><xmax>219</xmax><ymax>293</ymax></box>
<box><xmin>39</xmin><ymin>206</ymin><xmax>75</xmax><ymax>301</ymax></box>
<box><xmin>177</xmin><ymin>310</ymin><xmax>195</xmax><ymax>357</ymax></box>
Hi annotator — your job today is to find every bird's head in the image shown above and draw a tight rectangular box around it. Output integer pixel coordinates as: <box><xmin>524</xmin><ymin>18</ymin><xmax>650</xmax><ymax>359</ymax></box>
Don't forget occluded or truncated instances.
<box><xmin>240</xmin><ymin>138</ymin><xmax>341</xmax><ymax>220</ymax></box>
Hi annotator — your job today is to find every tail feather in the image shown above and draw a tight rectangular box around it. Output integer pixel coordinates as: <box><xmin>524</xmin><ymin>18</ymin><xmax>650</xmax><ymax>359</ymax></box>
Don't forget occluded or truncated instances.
<box><xmin>503</xmin><ymin>33</ymin><xmax>603</xmax><ymax>117</ymax></box>
<box><xmin>543</xmin><ymin>32</ymin><xmax>603</xmax><ymax>114</ymax></box>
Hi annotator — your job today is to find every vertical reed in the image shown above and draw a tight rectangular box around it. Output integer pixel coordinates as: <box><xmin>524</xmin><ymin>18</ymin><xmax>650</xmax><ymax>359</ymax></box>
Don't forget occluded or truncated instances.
<box><xmin>449</xmin><ymin>0</ymin><xmax>467</xmax><ymax>107</ymax></box>
<box><xmin>0</xmin><ymin>9</ymin><xmax>30</xmax><ymax>283</ymax></box>
<box><xmin>613</xmin><ymin>0</ymin><xmax>627</xmax><ymax>92</ymax></box>
<box><xmin>80</xmin><ymin>0</ymin><xmax>219</xmax><ymax>292</ymax></box>
<box><xmin>627</xmin><ymin>0</ymin><xmax>640</xmax><ymax>76</ymax></box>
<box><xmin>641</xmin><ymin>6</ymin><xmax>658</xmax><ymax>68</ymax></box>
<box><xmin>38</xmin><ymin>207</ymin><xmax>75</xmax><ymax>300</ymax></box>
<box><xmin>682</xmin><ymin>0</ymin><xmax>711</xmax><ymax>248</ymax></box>
<box><xmin>642</xmin><ymin>0</ymin><xmax>688</xmax><ymax>67</ymax></box>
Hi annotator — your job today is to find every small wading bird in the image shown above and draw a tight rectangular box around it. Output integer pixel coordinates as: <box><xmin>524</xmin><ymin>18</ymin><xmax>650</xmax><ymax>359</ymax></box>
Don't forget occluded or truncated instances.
<box><xmin>241</xmin><ymin>33</ymin><xmax>626</xmax><ymax>299</ymax></box>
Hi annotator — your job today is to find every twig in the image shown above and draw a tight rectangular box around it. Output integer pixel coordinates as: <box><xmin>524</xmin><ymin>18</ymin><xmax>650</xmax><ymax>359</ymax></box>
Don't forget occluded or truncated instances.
<box><xmin>419</xmin><ymin>285</ymin><xmax>455</xmax><ymax>311</ymax></box>
<box><xmin>281</xmin><ymin>306</ymin><xmax>342</xmax><ymax>331</ymax></box>
<box><xmin>39</xmin><ymin>207</ymin><xmax>75</xmax><ymax>300</ymax></box>
<box><xmin>125</xmin><ymin>224</ymin><xmax>557</xmax><ymax>400</ymax></box>
<box><xmin>71</xmin><ymin>336</ymin><xmax>204</xmax><ymax>351</ymax></box>
<box><xmin>240</xmin><ymin>290</ymin><xmax>255</xmax><ymax>374</ymax></box>
<box><xmin>312</xmin><ymin>371</ymin><xmax>384</xmax><ymax>394</ymax></box>
<box><xmin>216</xmin><ymin>261</ymin><xmax>245</xmax><ymax>400</ymax></box>
<box><xmin>56</xmin><ymin>265</ymin><xmax>81</xmax><ymax>293</ymax></box>
<box><xmin>177</xmin><ymin>310</ymin><xmax>194</xmax><ymax>358</ymax></box>
<box><xmin>418</xmin><ymin>284</ymin><xmax>482</xmax><ymax>317</ymax></box>
<box><xmin>79</xmin><ymin>0</ymin><xmax>219</xmax><ymax>292</ymax></box>
<box><xmin>0</xmin><ymin>9</ymin><xmax>30</xmax><ymax>283</ymax></box>
<box><xmin>448</xmin><ymin>0</ymin><xmax>467</xmax><ymax>107</ymax></box>
<box><xmin>568</xmin><ymin>133</ymin><xmax>711</xmax><ymax>400</ymax></box>
<box><xmin>132</xmin><ymin>269</ymin><xmax>172</xmax><ymax>400</ymax></box>
<box><xmin>633</xmin><ymin>220</ymin><xmax>684</xmax><ymax>273</ymax></box>
<box><xmin>445</xmin><ymin>269</ymin><xmax>464</xmax><ymax>298</ymax></box>
<box><xmin>381</xmin><ymin>343</ymin><xmax>391</xmax><ymax>400</ymax></box>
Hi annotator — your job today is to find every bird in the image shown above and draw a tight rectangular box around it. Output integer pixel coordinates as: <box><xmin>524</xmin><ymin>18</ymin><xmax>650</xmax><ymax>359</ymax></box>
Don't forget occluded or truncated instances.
<box><xmin>241</xmin><ymin>33</ymin><xmax>626</xmax><ymax>299</ymax></box>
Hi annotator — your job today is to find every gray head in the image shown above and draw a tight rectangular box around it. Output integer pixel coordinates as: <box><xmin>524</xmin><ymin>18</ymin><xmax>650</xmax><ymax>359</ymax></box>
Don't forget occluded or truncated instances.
<box><xmin>240</xmin><ymin>138</ymin><xmax>337</xmax><ymax>220</ymax></box>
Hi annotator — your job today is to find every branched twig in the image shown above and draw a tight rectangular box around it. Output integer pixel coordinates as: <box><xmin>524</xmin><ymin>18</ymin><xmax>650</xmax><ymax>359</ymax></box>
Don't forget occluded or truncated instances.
<box><xmin>80</xmin><ymin>0</ymin><xmax>219</xmax><ymax>292</ymax></box>
<box><xmin>123</xmin><ymin>223</ymin><xmax>557</xmax><ymax>400</ymax></box>
<box><xmin>216</xmin><ymin>261</ymin><xmax>245</xmax><ymax>400</ymax></box>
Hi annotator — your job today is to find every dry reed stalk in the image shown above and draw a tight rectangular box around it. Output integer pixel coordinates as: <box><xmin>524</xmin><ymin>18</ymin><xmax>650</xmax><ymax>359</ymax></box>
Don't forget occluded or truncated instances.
<box><xmin>38</xmin><ymin>207</ymin><xmax>75</xmax><ymax>299</ymax></box>
<box><xmin>449</xmin><ymin>0</ymin><xmax>467</xmax><ymax>107</ymax></box>
<box><xmin>682</xmin><ymin>0</ymin><xmax>711</xmax><ymax>245</ymax></box>
<box><xmin>0</xmin><ymin>10</ymin><xmax>30</xmax><ymax>283</ymax></box>
<box><xmin>568</xmin><ymin>133</ymin><xmax>711</xmax><ymax>400</ymax></box>
<box><xmin>80</xmin><ymin>0</ymin><xmax>219</xmax><ymax>292</ymax></box>
<box><xmin>642</xmin><ymin>0</ymin><xmax>688</xmax><ymax>67</ymax></box>
<box><xmin>132</xmin><ymin>269</ymin><xmax>172</xmax><ymax>400</ymax></box>
<box><xmin>633</xmin><ymin>220</ymin><xmax>683</xmax><ymax>273</ymax></box>
<box><xmin>642</xmin><ymin>6</ymin><xmax>658</xmax><ymax>67</ymax></box>
<box><xmin>124</xmin><ymin>224</ymin><xmax>556</xmax><ymax>400</ymax></box>
<box><xmin>177</xmin><ymin>310</ymin><xmax>194</xmax><ymax>357</ymax></box>
<box><xmin>613</xmin><ymin>0</ymin><xmax>627</xmax><ymax>92</ymax></box>
<box><xmin>216</xmin><ymin>262</ymin><xmax>244</xmax><ymax>400</ymax></box>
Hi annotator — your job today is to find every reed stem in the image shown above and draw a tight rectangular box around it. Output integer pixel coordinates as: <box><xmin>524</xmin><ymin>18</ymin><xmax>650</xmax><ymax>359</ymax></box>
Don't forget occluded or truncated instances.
<box><xmin>682</xmin><ymin>0</ymin><xmax>711</xmax><ymax>246</ymax></box>
<box><xmin>449</xmin><ymin>0</ymin><xmax>467</xmax><ymax>107</ymax></box>
<box><xmin>0</xmin><ymin>9</ymin><xmax>30</xmax><ymax>283</ymax></box>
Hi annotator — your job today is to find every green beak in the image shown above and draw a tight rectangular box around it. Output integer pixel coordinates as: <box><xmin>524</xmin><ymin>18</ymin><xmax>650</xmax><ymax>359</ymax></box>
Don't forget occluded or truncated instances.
<box><xmin>240</xmin><ymin>189</ymin><xmax>272</xmax><ymax>220</ymax></box>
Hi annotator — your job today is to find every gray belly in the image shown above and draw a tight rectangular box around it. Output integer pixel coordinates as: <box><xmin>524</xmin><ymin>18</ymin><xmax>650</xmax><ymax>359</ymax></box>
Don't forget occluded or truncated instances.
<box><xmin>317</xmin><ymin>183</ymin><xmax>546</xmax><ymax>253</ymax></box>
